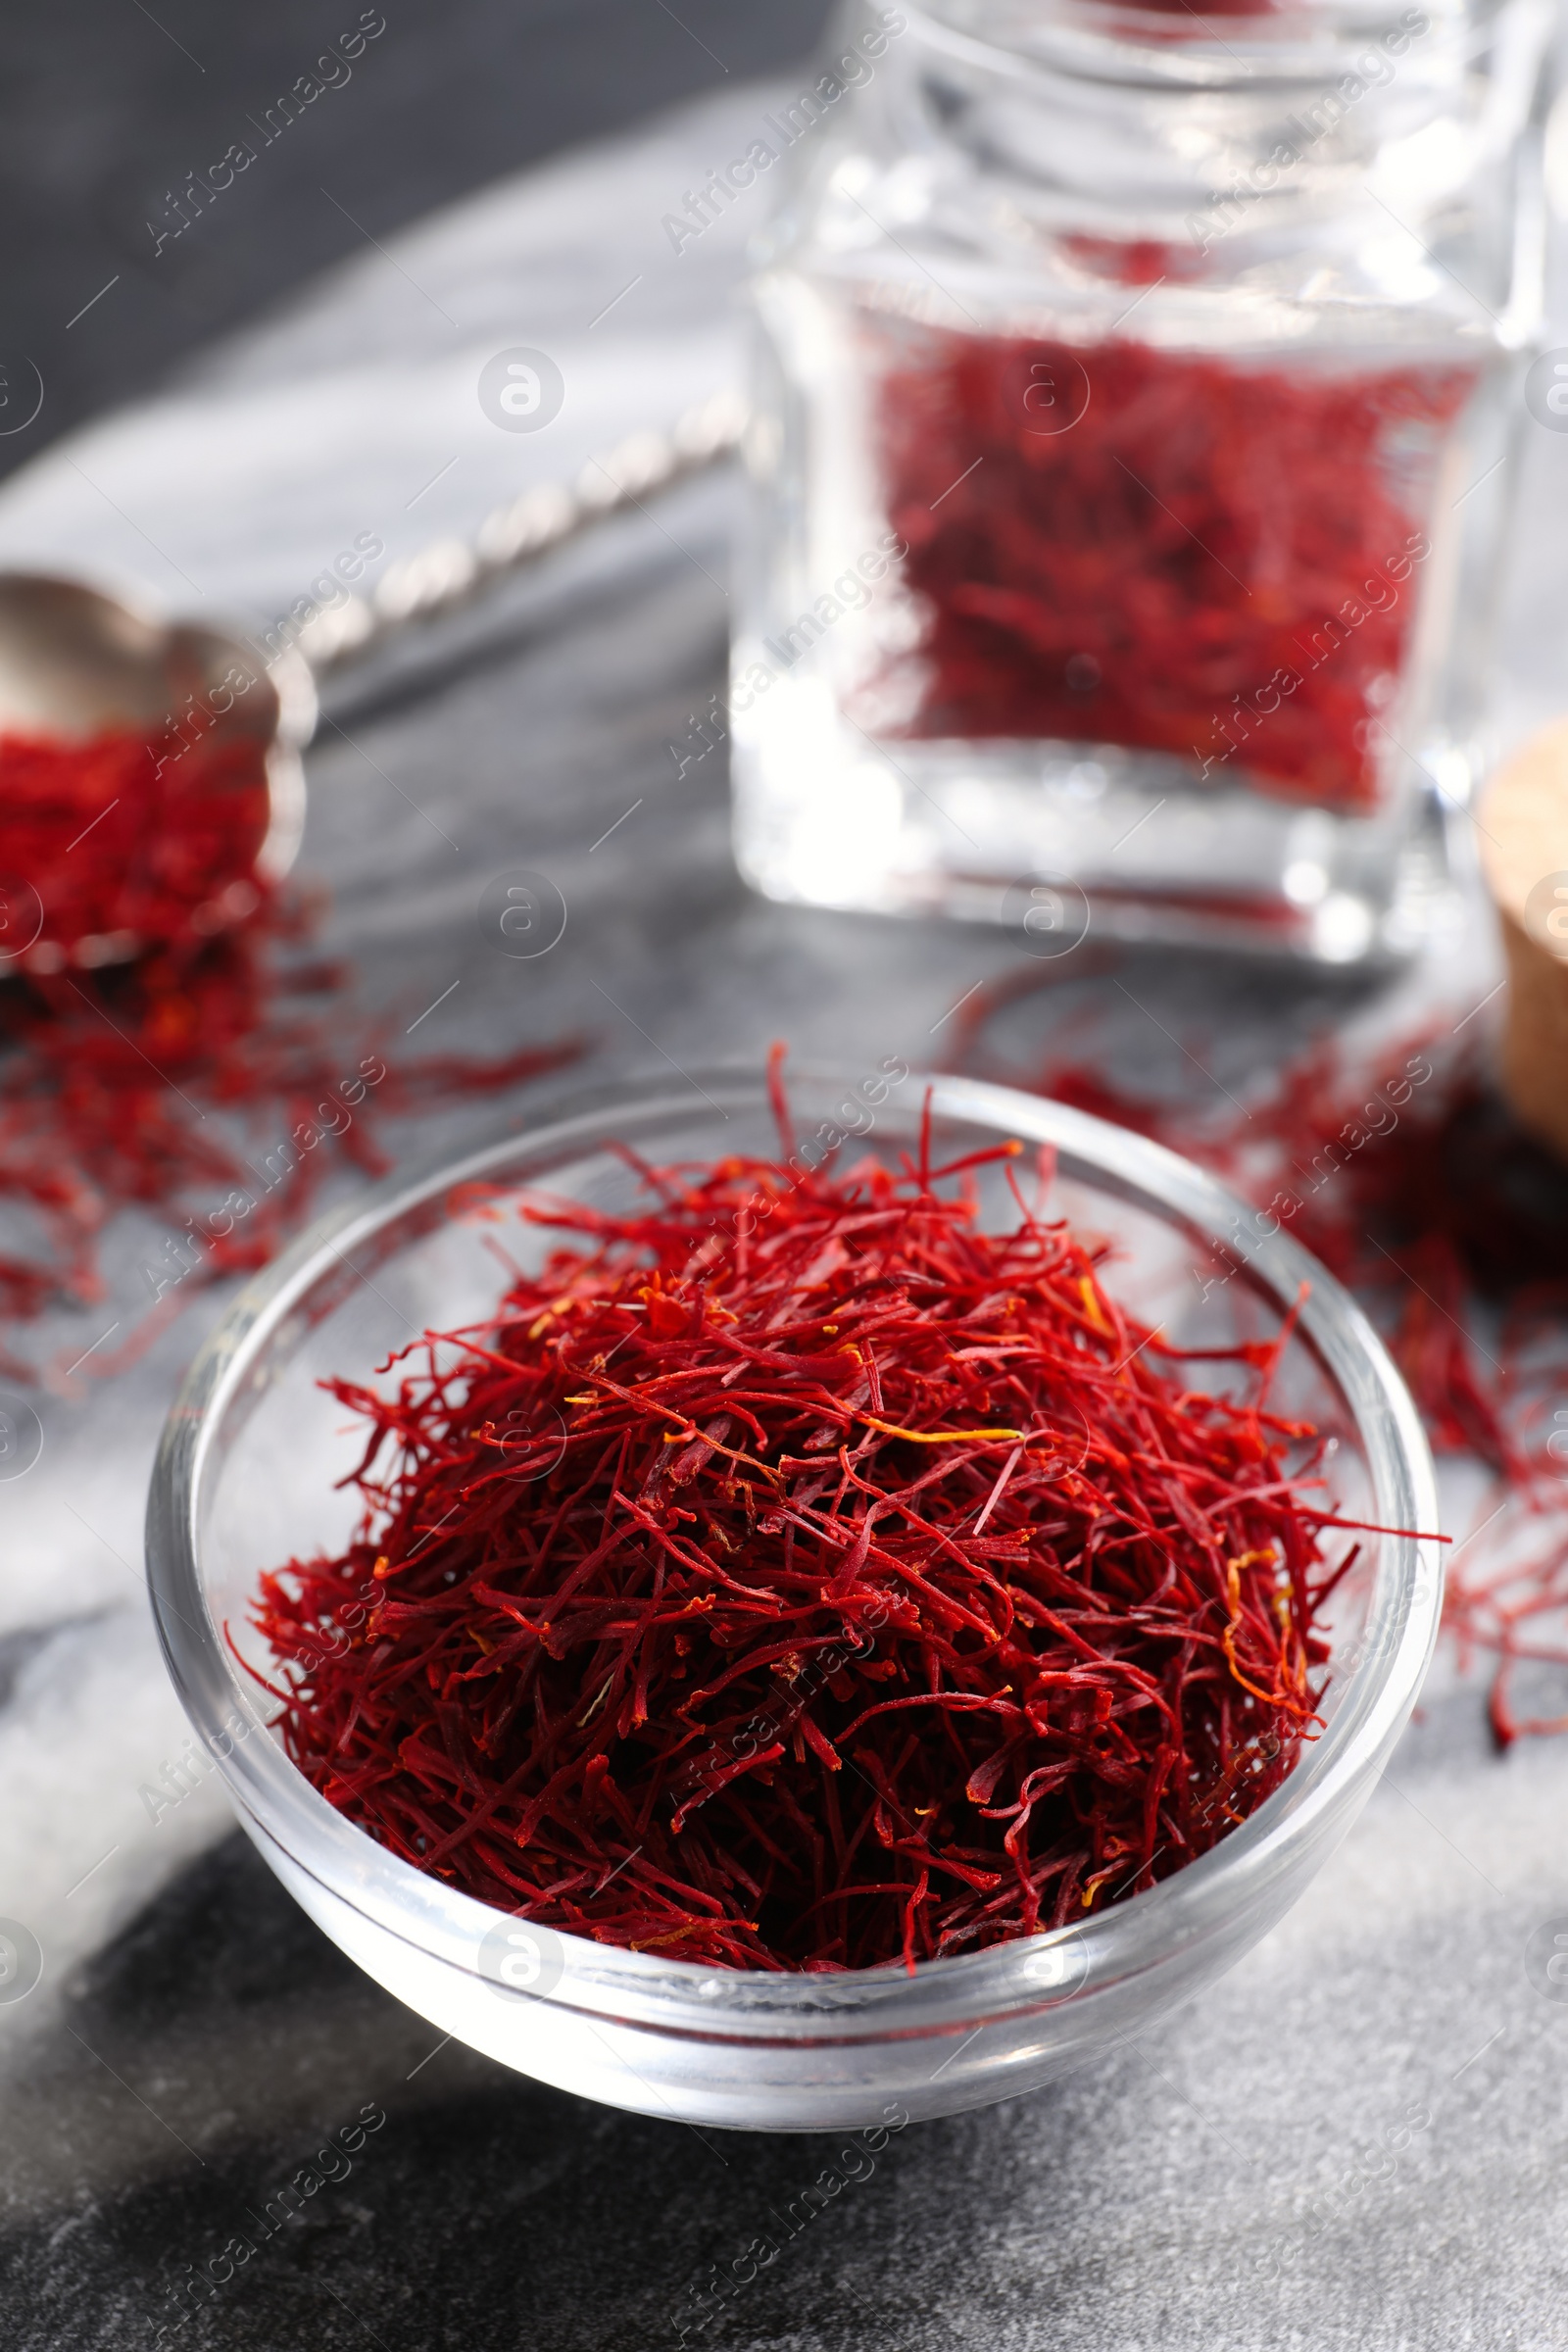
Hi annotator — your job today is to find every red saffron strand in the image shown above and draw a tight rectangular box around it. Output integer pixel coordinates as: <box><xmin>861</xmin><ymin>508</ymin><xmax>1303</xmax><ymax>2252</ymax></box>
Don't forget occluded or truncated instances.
<box><xmin>252</xmin><ymin>1077</ymin><xmax>1338</xmax><ymax>1972</ymax></box>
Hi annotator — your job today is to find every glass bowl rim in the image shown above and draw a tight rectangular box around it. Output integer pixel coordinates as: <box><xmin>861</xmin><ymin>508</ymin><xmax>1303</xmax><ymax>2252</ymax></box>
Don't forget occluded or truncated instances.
<box><xmin>145</xmin><ymin>1062</ymin><xmax>1442</xmax><ymax>2042</ymax></box>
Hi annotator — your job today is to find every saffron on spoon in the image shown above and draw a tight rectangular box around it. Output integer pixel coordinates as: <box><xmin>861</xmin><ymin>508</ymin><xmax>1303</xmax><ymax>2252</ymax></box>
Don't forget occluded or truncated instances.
<box><xmin>0</xmin><ymin>725</ymin><xmax>576</xmax><ymax>1376</ymax></box>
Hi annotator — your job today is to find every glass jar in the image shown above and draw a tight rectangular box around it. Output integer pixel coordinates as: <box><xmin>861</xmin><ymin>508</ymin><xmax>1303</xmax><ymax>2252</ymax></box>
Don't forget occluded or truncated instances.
<box><xmin>732</xmin><ymin>0</ymin><xmax>1550</xmax><ymax>962</ymax></box>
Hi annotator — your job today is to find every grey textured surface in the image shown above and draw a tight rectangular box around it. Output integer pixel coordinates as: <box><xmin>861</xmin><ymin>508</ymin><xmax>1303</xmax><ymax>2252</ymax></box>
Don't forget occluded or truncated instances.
<box><xmin>0</xmin><ymin>74</ymin><xmax>1567</xmax><ymax>2352</ymax></box>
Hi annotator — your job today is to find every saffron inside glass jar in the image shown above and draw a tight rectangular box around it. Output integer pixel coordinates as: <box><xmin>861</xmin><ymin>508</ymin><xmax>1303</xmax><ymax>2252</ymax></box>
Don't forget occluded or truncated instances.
<box><xmin>873</xmin><ymin>327</ymin><xmax>1479</xmax><ymax>816</ymax></box>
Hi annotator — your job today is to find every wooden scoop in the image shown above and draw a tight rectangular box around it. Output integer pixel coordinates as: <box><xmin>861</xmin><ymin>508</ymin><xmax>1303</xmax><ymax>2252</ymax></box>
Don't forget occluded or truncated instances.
<box><xmin>1478</xmin><ymin>720</ymin><xmax>1568</xmax><ymax>1160</ymax></box>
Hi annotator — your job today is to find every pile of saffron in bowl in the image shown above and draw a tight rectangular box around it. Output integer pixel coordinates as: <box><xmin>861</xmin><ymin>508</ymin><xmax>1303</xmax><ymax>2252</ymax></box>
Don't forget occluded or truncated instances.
<box><xmin>252</xmin><ymin>1078</ymin><xmax>1343</xmax><ymax>1972</ymax></box>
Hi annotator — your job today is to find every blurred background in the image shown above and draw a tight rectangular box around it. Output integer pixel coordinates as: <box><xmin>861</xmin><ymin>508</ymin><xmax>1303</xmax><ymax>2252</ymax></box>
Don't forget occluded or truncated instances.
<box><xmin>0</xmin><ymin>0</ymin><xmax>833</xmax><ymax>482</ymax></box>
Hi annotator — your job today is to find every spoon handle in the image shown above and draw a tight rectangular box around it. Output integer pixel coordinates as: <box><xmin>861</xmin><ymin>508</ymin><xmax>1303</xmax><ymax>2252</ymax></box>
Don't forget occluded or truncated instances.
<box><xmin>288</xmin><ymin>388</ymin><xmax>747</xmax><ymax>675</ymax></box>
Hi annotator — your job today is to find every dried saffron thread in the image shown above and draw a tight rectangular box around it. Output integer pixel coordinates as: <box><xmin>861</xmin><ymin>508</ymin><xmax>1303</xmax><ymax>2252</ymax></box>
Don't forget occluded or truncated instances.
<box><xmin>959</xmin><ymin>981</ymin><xmax>1568</xmax><ymax>1746</ymax></box>
<box><xmin>870</xmin><ymin>328</ymin><xmax>1475</xmax><ymax>812</ymax></box>
<box><xmin>0</xmin><ymin>726</ymin><xmax>578</xmax><ymax>1375</ymax></box>
<box><xmin>252</xmin><ymin>1063</ymin><xmax>1341</xmax><ymax>1973</ymax></box>
<box><xmin>0</xmin><ymin>725</ymin><xmax>271</xmax><ymax>971</ymax></box>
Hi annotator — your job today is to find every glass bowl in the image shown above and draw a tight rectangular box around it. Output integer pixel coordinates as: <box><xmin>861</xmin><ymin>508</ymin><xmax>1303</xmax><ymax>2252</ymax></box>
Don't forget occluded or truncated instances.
<box><xmin>145</xmin><ymin>1067</ymin><xmax>1441</xmax><ymax>2132</ymax></box>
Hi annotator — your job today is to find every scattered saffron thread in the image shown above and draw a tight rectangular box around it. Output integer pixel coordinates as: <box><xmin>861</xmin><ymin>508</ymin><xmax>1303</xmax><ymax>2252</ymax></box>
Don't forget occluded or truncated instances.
<box><xmin>960</xmin><ymin>988</ymin><xmax>1568</xmax><ymax>1747</ymax></box>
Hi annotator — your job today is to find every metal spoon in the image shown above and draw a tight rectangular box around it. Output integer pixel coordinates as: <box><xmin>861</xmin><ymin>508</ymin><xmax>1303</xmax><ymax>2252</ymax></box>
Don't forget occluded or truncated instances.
<box><xmin>0</xmin><ymin>389</ymin><xmax>746</xmax><ymax>973</ymax></box>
